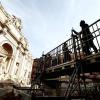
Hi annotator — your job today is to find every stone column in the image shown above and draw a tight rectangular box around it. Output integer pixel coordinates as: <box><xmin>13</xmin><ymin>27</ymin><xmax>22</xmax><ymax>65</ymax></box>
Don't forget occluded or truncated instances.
<box><xmin>17</xmin><ymin>52</ymin><xmax>26</xmax><ymax>78</ymax></box>
<box><xmin>6</xmin><ymin>57</ymin><xmax>13</xmax><ymax>73</ymax></box>
<box><xmin>8</xmin><ymin>44</ymin><xmax>21</xmax><ymax>75</ymax></box>
<box><xmin>17</xmin><ymin>50</ymin><xmax>27</xmax><ymax>84</ymax></box>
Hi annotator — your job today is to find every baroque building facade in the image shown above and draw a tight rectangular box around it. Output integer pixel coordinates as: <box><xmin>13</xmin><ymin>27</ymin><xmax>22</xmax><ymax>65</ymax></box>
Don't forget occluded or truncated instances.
<box><xmin>0</xmin><ymin>3</ymin><xmax>33</xmax><ymax>87</ymax></box>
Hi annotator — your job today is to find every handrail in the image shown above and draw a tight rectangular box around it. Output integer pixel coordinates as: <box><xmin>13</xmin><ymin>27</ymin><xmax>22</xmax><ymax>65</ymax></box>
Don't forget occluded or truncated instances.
<box><xmin>32</xmin><ymin>19</ymin><xmax>100</xmax><ymax>77</ymax></box>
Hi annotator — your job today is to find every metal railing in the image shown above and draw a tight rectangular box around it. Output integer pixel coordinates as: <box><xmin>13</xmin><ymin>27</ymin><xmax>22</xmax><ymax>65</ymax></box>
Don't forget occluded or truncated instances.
<box><xmin>38</xmin><ymin>19</ymin><xmax>100</xmax><ymax>71</ymax></box>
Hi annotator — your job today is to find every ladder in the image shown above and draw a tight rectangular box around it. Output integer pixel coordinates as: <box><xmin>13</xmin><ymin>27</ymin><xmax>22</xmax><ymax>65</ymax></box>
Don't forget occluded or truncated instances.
<box><xmin>64</xmin><ymin>32</ymin><xmax>84</xmax><ymax>99</ymax></box>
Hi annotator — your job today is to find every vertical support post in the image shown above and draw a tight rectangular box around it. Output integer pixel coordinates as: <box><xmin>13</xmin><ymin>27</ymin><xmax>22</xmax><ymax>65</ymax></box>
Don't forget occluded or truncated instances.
<box><xmin>71</xmin><ymin>31</ymin><xmax>77</xmax><ymax>61</ymax></box>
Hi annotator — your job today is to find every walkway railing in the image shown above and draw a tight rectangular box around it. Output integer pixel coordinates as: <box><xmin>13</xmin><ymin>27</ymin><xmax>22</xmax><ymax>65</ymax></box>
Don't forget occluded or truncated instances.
<box><xmin>40</xmin><ymin>19</ymin><xmax>100</xmax><ymax>70</ymax></box>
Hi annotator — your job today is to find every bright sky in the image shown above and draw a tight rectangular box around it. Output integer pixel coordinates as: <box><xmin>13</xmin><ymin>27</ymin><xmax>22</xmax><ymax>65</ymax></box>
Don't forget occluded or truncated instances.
<box><xmin>1</xmin><ymin>0</ymin><xmax>100</xmax><ymax>58</ymax></box>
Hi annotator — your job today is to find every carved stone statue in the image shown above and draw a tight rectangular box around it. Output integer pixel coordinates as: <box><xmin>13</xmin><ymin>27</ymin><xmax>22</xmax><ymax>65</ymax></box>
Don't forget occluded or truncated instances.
<box><xmin>12</xmin><ymin>15</ymin><xmax>23</xmax><ymax>31</ymax></box>
<box><xmin>0</xmin><ymin>55</ymin><xmax>7</xmax><ymax>75</ymax></box>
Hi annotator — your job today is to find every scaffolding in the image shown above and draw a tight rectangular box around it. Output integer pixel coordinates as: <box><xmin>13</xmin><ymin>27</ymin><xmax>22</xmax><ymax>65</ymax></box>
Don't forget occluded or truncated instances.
<box><xmin>31</xmin><ymin>19</ymin><xmax>100</xmax><ymax>99</ymax></box>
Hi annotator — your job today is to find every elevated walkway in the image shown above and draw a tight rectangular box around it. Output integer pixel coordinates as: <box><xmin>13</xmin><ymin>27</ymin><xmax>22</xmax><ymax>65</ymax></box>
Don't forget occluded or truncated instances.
<box><xmin>31</xmin><ymin>19</ymin><xmax>100</xmax><ymax>98</ymax></box>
